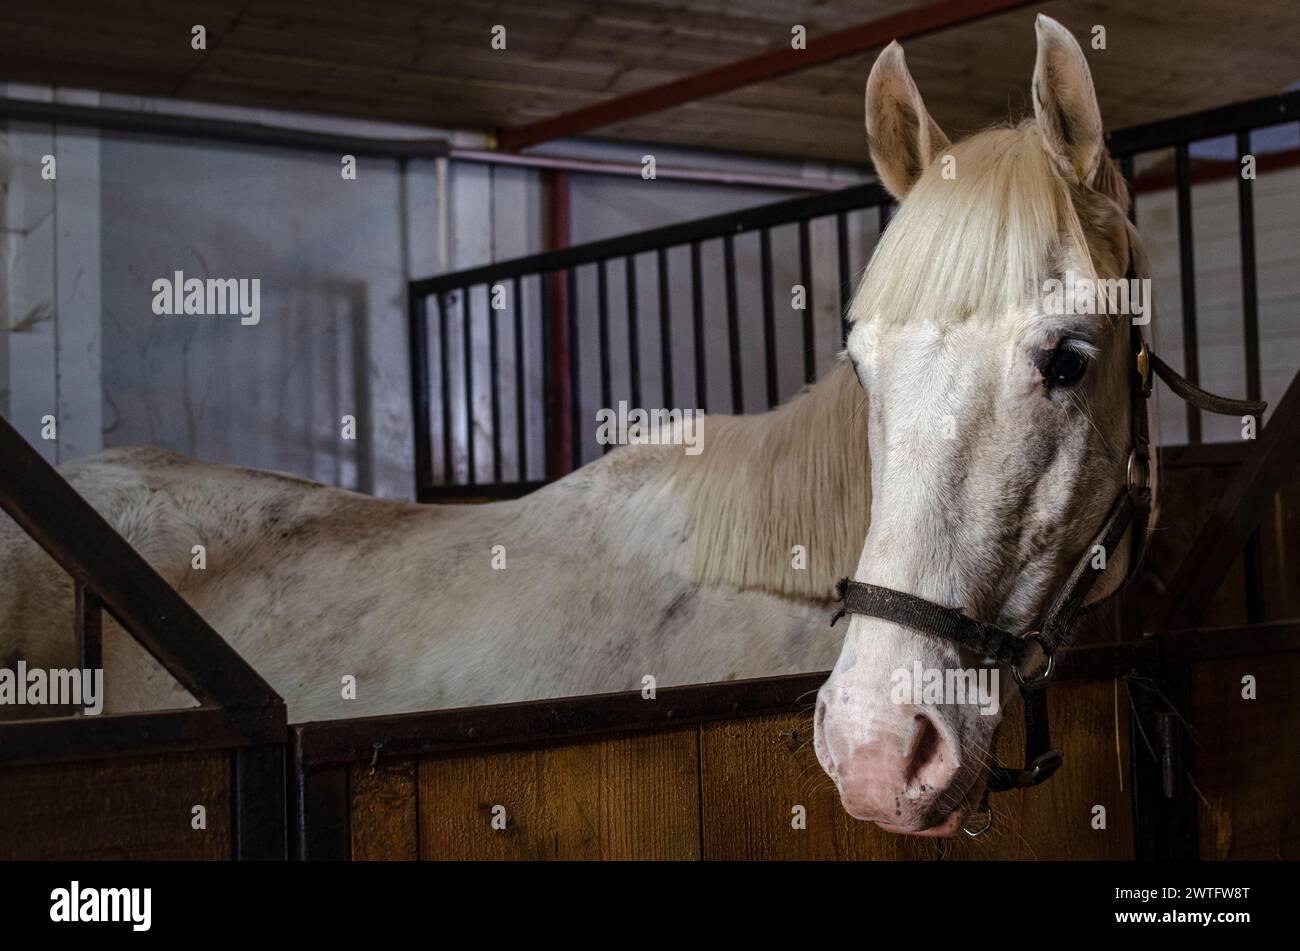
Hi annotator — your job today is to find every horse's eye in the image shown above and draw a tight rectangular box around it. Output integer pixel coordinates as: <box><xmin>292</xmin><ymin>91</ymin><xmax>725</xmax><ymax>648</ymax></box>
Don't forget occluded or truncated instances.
<box><xmin>1045</xmin><ymin>347</ymin><xmax>1088</xmax><ymax>386</ymax></box>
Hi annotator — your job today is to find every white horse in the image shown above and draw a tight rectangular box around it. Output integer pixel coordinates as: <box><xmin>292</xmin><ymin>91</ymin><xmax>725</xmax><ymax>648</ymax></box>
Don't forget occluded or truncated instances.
<box><xmin>2</xmin><ymin>15</ymin><xmax>1143</xmax><ymax>838</ymax></box>
<box><xmin>814</xmin><ymin>16</ymin><xmax>1153</xmax><ymax>835</ymax></box>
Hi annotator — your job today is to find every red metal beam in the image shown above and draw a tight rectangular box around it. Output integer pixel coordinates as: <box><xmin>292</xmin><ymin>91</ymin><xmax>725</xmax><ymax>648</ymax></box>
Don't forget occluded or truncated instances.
<box><xmin>498</xmin><ymin>0</ymin><xmax>1040</xmax><ymax>152</ymax></box>
<box><xmin>544</xmin><ymin>171</ymin><xmax>574</xmax><ymax>479</ymax></box>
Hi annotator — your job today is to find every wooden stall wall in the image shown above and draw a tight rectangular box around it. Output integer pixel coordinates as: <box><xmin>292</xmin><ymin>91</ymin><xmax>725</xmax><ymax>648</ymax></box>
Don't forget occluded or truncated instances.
<box><xmin>347</xmin><ymin>679</ymin><xmax>1135</xmax><ymax>861</ymax></box>
<box><xmin>0</xmin><ymin>750</ymin><xmax>232</xmax><ymax>860</ymax></box>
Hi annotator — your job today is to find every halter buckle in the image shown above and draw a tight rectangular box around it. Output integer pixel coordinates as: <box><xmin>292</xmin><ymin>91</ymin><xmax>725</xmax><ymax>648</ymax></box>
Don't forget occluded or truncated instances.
<box><xmin>1012</xmin><ymin>632</ymin><xmax>1054</xmax><ymax>687</ymax></box>
<box><xmin>1135</xmin><ymin>338</ymin><xmax>1152</xmax><ymax>397</ymax></box>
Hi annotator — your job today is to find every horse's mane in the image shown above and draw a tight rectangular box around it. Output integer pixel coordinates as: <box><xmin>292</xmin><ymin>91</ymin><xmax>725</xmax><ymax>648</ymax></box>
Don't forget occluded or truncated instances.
<box><xmin>849</xmin><ymin>121</ymin><xmax>1112</xmax><ymax>329</ymax></box>
<box><xmin>669</xmin><ymin>360</ymin><xmax>869</xmax><ymax>602</ymax></box>
<box><xmin>668</xmin><ymin>121</ymin><xmax>1132</xmax><ymax>603</ymax></box>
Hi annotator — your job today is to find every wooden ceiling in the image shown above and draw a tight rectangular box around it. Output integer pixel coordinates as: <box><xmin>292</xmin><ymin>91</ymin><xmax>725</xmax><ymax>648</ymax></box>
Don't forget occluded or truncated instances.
<box><xmin>2</xmin><ymin>0</ymin><xmax>1297</xmax><ymax>162</ymax></box>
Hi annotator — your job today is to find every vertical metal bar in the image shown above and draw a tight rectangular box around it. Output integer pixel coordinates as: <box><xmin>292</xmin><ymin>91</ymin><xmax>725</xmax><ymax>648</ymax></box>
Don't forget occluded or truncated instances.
<box><xmin>691</xmin><ymin>241</ymin><xmax>707</xmax><ymax>412</ymax></box>
<box><xmin>657</xmin><ymin>248</ymin><xmax>674</xmax><ymax>409</ymax></box>
<box><xmin>625</xmin><ymin>254</ymin><xmax>642</xmax><ymax>410</ymax></box>
<box><xmin>488</xmin><ymin>285</ymin><xmax>502</xmax><ymax>484</ymax></box>
<box><xmin>407</xmin><ymin>291</ymin><xmax>433</xmax><ymax>501</ymax></box>
<box><xmin>233</xmin><ymin>744</ymin><xmax>287</xmax><ymax>861</ymax></box>
<box><xmin>513</xmin><ymin>274</ymin><xmax>527</xmax><ymax>482</ymax></box>
<box><xmin>837</xmin><ymin>210</ymin><xmax>852</xmax><ymax>345</ymax></box>
<box><xmin>292</xmin><ymin>761</ymin><xmax>350</xmax><ymax>861</ymax></box>
<box><xmin>437</xmin><ymin>293</ymin><xmax>453</xmax><ymax>487</ymax></box>
<box><xmin>1237</xmin><ymin>129</ymin><xmax>1265</xmax><ymax>623</ymax></box>
<box><xmin>1175</xmin><ymin>143</ymin><xmax>1202</xmax><ymax>443</ymax></box>
<box><xmin>461</xmin><ymin>288</ymin><xmax>477</xmax><ymax>483</ymax></box>
<box><xmin>723</xmin><ymin>234</ymin><xmax>743</xmax><ymax>414</ymax></box>
<box><xmin>1120</xmin><ymin>154</ymin><xmax>1137</xmax><ymax>224</ymax></box>
<box><xmin>74</xmin><ymin>581</ymin><xmax>102</xmax><ymax>676</ymax></box>
<box><xmin>568</xmin><ymin>267</ymin><xmax>582</xmax><ymax>471</ymax></box>
<box><xmin>798</xmin><ymin>218</ymin><xmax>815</xmax><ymax>384</ymax></box>
<box><xmin>597</xmin><ymin>260</ymin><xmax>612</xmax><ymax>453</ymax></box>
<box><xmin>760</xmin><ymin>228</ymin><xmax>778</xmax><ymax>409</ymax></box>
<box><xmin>540</xmin><ymin>273</ymin><xmax>553</xmax><ymax>472</ymax></box>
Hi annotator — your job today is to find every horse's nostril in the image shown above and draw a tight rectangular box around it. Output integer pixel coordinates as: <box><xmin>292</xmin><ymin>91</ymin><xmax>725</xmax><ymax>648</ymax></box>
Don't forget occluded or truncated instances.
<box><xmin>815</xmin><ymin>697</ymin><xmax>828</xmax><ymax>732</ymax></box>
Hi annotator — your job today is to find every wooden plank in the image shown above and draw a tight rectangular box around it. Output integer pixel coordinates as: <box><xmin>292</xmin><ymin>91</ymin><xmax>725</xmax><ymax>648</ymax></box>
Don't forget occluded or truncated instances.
<box><xmin>699</xmin><ymin>712</ymin><xmax>913</xmax><ymax>859</ymax></box>
<box><xmin>351</xmin><ymin>757</ymin><xmax>419</xmax><ymax>860</ymax></box>
<box><xmin>418</xmin><ymin>729</ymin><xmax>699</xmax><ymax>860</ymax></box>
<box><xmin>699</xmin><ymin>682</ymin><xmax>1133</xmax><ymax>860</ymax></box>
<box><xmin>942</xmin><ymin>680</ymin><xmax>1134</xmax><ymax>860</ymax></box>
<box><xmin>1191</xmin><ymin>653</ymin><xmax>1300</xmax><ymax>860</ymax></box>
<box><xmin>0</xmin><ymin>750</ymin><xmax>230</xmax><ymax>859</ymax></box>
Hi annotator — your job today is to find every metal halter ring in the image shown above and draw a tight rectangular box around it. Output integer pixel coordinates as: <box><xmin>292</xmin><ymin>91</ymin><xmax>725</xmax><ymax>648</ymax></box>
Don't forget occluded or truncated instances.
<box><xmin>1012</xmin><ymin>632</ymin><xmax>1054</xmax><ymax>688</ymax></box>
<box><xmin>962</xmin><ymin>808</ymin><xmax>993</xmax><ymax>837</ymax></box>
<box><xmin>1126</xmin><ymin>448</ymin><xmax>1149</xmax><ymax>492</ymax></box>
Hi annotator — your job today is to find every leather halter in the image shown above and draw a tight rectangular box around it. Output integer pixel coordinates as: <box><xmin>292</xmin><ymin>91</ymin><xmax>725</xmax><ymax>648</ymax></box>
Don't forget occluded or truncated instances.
<box><xmin>830</xmin><ymin>247</ymin><xmax>1267</xmax><ymax>793</ymax></box>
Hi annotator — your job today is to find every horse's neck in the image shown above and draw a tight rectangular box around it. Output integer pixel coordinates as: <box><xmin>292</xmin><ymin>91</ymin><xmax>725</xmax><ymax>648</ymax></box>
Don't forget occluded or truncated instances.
<box><xmin>669</xmin><ymin>360</ymin><xmax>871</xmax><ymax>601</ymax></box>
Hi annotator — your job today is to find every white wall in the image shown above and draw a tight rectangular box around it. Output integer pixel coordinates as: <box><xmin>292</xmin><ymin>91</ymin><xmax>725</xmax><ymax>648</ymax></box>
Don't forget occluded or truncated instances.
<box><xmin>3</xmin><ymin>86</ymin><xmax>1297</xmax><ymax>503</ymax></box>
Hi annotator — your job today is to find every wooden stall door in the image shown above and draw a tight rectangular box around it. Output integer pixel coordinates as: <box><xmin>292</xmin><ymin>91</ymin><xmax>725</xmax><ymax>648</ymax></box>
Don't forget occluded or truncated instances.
<box><xmin>698</xmin><ymin>680</ymin><xmax>1134</xmax><ymax>860</ymax></box>
<box><xmin>0</xmin><ymin>750</ymin><xmax>231</xmax><ymax>860</ymax></box>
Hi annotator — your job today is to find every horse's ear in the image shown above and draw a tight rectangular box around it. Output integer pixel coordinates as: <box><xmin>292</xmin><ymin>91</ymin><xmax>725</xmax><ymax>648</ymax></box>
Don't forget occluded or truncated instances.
<box><xmin>864</xmin><ymin>41</ymin><xmax>950</xmax><ymax>200</ymax></box>
<box><xmin>1032</xmin><ymin>15</ymin><xmax>1104</xmax><ymax>187</ymax></box>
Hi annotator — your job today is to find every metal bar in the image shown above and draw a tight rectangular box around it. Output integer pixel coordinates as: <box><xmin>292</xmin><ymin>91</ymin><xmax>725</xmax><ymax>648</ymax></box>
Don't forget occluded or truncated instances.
<box><xmin>498</xmin><ymin>0</ymin><xmax>1039</xmax><ymax>150</ymax></box>
<box><xmin>408</xmin><ymin>292</ymin><xmax>434</xmax><ymax>501</ymax></box>
<box><xmin>723</xmin><ymin>235</ymin><xmax>743</xmax><ymax>414</ymax></box>
<box><xmin>568</xmin><ymin>268</ymin><xmax>583</xmax><ymax>471</ymax></box>
<box><xmin>1237</xmin><ymin>128</ymin><xmax>1266</xmax><ymax>623</ymax></box>
<box><xmin>798</xmin><ymin>219</ymin><xmax>815</xmax><ymax>384</ymax></box>
<box><xmin>1105</xmin><ymin>91</ymin><xmax>1300</xmax><ymax>157</ymax></box>
<box><xmin>1164</xmin><ymin>618</ymin><xmax>1300</xmax><ymax>663</ymax></box>
<box><xmin>461</xmin><ymin>288</ymin><xmax>477</xmax><ymax>484</ymax></box>
<box><xmin>1147</xmin><ymin>370</ymin><xmax>1300</xmax><ymax>634</ymax></box>
<box><xmin>0</xmin><ymin>415</ymin><xmax>280</xmax><ymax>708</ymax></box>
<box><xmin>837</xmin><ymin>210</ymin><xmax>852</xmax><ymax>344</ymax></box>
<box><xmin>0</xmin><ymin>703</ymin><xmax>285</xmax><ymax>766</ymax></box>
<box><xmin>513</xmin><ymin>274</ymin><xmax>528</xmax><ymax>482</ymax></box>
<box><xmin>232</xmin><ymin>744</ymin><xmax>287</xmax><ymax>861</ymax></box>
<box><xmin>435</xmin><ymin>293</ymin><xmax>453</xmax><ymax>486</ymax></box>
<box><xmin>544</xmin><ymin>172</ymin><xmax>573</xmax><ymax>479</ymax></box>
<box><xmin>1174</xmin><ymin>144</ymin><xmax>1202</xmax><ymax>443</ymax></box>
<box><xmin>760</xmin><ymin>228</ymin><xmax>778</xmax><ymax>409</ymax></box>
<box><xmin>291</xmin><ymin>760</ymin><xmax>351</xmax><ymax>861</ymax></box>
<box><xmin>413</xmin><ymin>183</ymin><xmax>890</xmax><ymax>297</ymax></box>
<box><xmin>0</xmin><ymin>96</ymin><xmax>451</xmax><ymax>160</ymax></box>
<box><xmin>74</xmin><ymin>581</ymin><xmax>102</xmax><ymax>677</ymax></box>
<box><xmin>487</xmin><ymin>286</ymin><xmax>502</xmax><ymax>484</ymax></box>
<box><xmin>597</xmin><ymin>260</ymin><xmax>612</xmax><ymax>454</ymax></box>
<box><xmin>293</xmin><ymin>639</ymin><xmax>1158</xmax><ymax>768</ymax></box>
<box><xmin>657</xmin><ymin>248</ymin><xmax>674</xmax><ymax>409</ymax></box>
<box><xmin>449</xmin><ymin>146</ymin><xmax>846</xmax><ymax>191</ymax></box>
<box><xmin>1237</xmin><ymin>131</ymin><xmax>1263</xmax><ymax>405</ymax></box>
<box><xmin>1128</xmin><ymin>668</ymin><xmax>1169</xmax><ymax>860</ymax></box>
<box><xmin>691</xmin><ymin>242</ymin><xmax>707</xmax><ymax>413</ymax></box>
<box><xmin>626</xmin><ymin>255</ymin><xmax>642</xmax><ymax>410</ymax></box>
<box><xmin>540</xmin><ymin>274</ymin><xmax>553</xmax><ymax>476</ymax></box>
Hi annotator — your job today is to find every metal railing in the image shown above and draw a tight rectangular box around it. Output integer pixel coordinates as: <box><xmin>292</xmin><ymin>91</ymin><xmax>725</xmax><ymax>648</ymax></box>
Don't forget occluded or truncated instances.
<box><xmin>0</xmin><ymin>415</ymin><xmax>288</xmax><ymax>859</ymax></box>
<box><xmin>409</xmin><ymin>91</ymin><xmax>1300</xmax><ymax>504</ymax></box>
